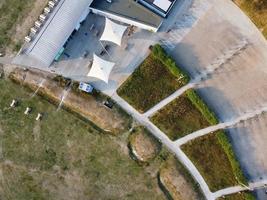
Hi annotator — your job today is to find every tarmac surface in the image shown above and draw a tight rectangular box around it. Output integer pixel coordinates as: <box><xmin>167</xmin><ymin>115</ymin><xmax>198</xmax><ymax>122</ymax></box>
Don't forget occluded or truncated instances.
<box><xmin>169</xmin><ymin>0</ymin><xmax>267</xmax><ymax>199</ymax></box>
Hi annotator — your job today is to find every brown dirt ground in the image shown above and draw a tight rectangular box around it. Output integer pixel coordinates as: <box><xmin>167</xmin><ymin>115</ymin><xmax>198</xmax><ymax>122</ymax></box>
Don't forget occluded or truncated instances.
<box><xmin>129</xmin><ymin>127</ymin><xmax>161</xmax><ymax>162</ymax></box>
<box><xmin>9</xmin><ymin>68</ymin><xmax>130</xmax><ymax>134</ymax></box>
<box><xmin>159</xmin><ymin>156</ymin><xmax>201</xmax><ymax>200</ymax></box>
<box><xmin>6</xmin><ymin>0</ymin><xmax>49</xmax><ymax>55</ymax></box>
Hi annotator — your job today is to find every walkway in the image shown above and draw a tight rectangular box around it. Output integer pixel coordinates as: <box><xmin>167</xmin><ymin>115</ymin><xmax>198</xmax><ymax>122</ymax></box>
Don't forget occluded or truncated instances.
<box><xmin>0</xmin><ymin>57</ymin><xmax>14</xmax><ymax>65</ymax></box>
<box><xmin>112</xmin><ymin>93</ymin><xmax>214</xmax><ymax>200</ymax></box>
<box><xmin>175</xmin><ymin>104</ymin><xmax>267</xmax><ymax>146</ymax></box>
<box><xmin>213</xmin><ymin>179</ymin><xmax>267</xmax><ymax>198</ymax></box>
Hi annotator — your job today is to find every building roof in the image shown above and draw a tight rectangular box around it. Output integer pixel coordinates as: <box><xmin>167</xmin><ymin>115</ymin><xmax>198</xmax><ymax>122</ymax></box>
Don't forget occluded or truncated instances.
<box><xmin>90</xmin><ymin>0</ymin><xmax>162</xmax><ymax>28</ymax></box>
<box><xmin>100</xmin><ymin>18</ymin><xmax>128</xmax><ymax>46</ymax></box>
<box><xmin>26</xmin><ymin>0</ymin><xmax>93</xmax><ymax>67</ymax></box>
<box><xmin>153</xmin><ymin>0</ymin><xmax>172</xmax><ymax>12</ymax></box>
<box><xmin>87</xmin><ymin>54</ymin><xmax>115</xmax><ymax>83</ymax></box>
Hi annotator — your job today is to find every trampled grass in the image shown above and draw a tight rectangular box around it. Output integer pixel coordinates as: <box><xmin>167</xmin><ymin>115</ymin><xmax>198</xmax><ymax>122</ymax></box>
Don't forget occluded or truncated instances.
<box><xmin>0</xmin><ymin>79</ymin><xmax>165</xmax><ymax>199</ymax></box>
<box><xmin>0</xmin><ymin>0</ymin><xmax>34</xmax><ymax>50</ymax></box>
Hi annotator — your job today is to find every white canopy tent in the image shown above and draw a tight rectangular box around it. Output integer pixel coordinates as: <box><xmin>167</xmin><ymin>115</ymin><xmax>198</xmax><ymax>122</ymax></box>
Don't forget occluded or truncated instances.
<box><xmin>87</xmin><ymin>54</ymin><xmax>115</xmax><ymax>83</ymax></box>
<box><xmin>100</xmin><ymin>18</ymin><xmax>128</xmax><ymax>46</ymax></box>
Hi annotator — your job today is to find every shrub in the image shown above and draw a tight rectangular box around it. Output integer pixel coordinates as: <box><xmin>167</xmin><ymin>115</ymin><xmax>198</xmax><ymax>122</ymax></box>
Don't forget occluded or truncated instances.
<box><xmin>152</xmin><ymin>44</ymin><xmax>190</xmax><ymax>84</ymax></box>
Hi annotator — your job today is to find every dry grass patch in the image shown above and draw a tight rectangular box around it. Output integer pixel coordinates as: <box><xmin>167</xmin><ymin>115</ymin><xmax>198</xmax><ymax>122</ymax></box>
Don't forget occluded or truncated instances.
<box><xmin>117</xmin><ymin>45</ymin><xmax>189</xmax><ymax>113</ymax></box>
<box><xmin>159</xmin><ymin>155</ymin><xmax>204</xmax><ymax>200</ymax></box>
<box><xmin>0</xmin><ymin>0</ymin><xmax>46</xmax><ymax>52</ymax></box>
<box><xmin>182</xmin><ymin>133</ymin><xmax>240</xmax><ymax>192</ymax></box>
<box><xmin>129</xmin><ymin>127</ymin><xmax>161</xmax><ymax>163</ymax></box>
<box><xmin>151</xmin><ymin>94</ymin><xmax>210</xmax><ymax>141</ymax></box>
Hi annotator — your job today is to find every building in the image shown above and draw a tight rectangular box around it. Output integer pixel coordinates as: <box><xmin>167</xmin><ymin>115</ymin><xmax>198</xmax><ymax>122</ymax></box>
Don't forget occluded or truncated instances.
<box><xmin>90</xmin><ymin>0</ymin><xmax>162</xmax><ymax>32</ymax></box>
<box><xmin>16</xmin><ymin>0</ymin><xmax>176</xmax><ymax>69</ymax></box>
<box><xmin>137</xmin><ymin>0</ymin><xmax>178</xmax><ymax>17</ymax></box>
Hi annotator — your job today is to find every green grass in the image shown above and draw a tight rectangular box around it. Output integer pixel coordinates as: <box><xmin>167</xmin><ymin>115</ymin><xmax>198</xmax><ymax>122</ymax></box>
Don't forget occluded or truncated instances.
<box><xmin>117</xmin><ymin>45</ymin><xmax>189</xmax><ymax>113</ymax></box>
<box><xmin>234</xmin><ymin>0</ymin><xmax>267</xmax><ymax>38</ymax></box>
<box><xmin>186</xmin><ymin>89</ymin><xmax>218</xmax><ymax>125</ymax></box>
<box><xmin>0</xmin><ymin>0</ymin><xmax>34</xmax><ymax>50</ymax></box>
<box><xmin>151</xmin><ymin>93</ymin><xmax>210</xmax><ymax>140</ymax></box>
<box><xmin>0</xmin><ymin>78</ymin><xmax>166</xmax><ymax>200</ymax></box>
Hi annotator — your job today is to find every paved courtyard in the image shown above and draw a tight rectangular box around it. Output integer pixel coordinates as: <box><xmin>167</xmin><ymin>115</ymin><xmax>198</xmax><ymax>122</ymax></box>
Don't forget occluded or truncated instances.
<box><xmin>167</xmin><ymin>0</ymin><xmax>267</xmax><ymax>199</ymax></box>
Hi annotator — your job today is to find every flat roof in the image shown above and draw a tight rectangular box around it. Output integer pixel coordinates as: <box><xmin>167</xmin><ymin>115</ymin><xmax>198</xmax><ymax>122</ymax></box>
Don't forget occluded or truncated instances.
<box><xmin>138</xmin><ymin>0</ymin><xmax>177</xmax><ymax>16</ymax></box>
<box><xmin>90</xmin><ymin>0</ymin><xmax>162</xmax><ymax>28</ymax></box>
<box><xmin>26</xmin><ymin>0</ymin><xmax>94</xmax><ymax>67</ymax></box>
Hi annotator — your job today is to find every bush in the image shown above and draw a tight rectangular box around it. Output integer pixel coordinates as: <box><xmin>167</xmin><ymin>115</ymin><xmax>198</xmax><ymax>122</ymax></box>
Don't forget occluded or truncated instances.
<box><xmin>152</xmin><ymin>44</ymin><xmax>190</xmax><ymax>84</ymax></box>
<box><xmin>186</xmin><ymin>89</ymin><xmax>218</xmax><ymax>125</ymax></box>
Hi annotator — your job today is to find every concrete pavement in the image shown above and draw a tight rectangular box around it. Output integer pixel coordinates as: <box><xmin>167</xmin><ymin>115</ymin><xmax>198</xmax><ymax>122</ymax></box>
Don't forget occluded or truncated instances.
<box><xmin>213</xmin><ymin>179</ymin><xmax>267</xmax><ymax>199</ymax></box>
<box><xmin>111</xmin><ymin>92</ymin><xmax>214</xmax><ymax>200</ymax></box>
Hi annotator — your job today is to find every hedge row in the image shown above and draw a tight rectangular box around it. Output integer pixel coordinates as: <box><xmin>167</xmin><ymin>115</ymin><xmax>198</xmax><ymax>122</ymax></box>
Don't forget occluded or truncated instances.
<box><xmin>185</xmin><ymin>89</ymin><xmax>248</xmax><ymax>185</ymax></box>
<box><xmin>151</xmin><ymin>44</ymin><xmax>190</xmax><ymax>84</ymax></box>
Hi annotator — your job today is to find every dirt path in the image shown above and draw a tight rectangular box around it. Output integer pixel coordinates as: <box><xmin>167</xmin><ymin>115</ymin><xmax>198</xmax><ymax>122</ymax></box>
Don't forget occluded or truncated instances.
<box><xmin>9</xmin><ymin>68</ymin><xmax>130</xmax><ymax>135</ymax></box>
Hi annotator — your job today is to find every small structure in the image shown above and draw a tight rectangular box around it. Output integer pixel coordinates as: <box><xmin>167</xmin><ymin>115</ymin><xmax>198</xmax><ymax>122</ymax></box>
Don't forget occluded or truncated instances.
<box><xmin>79</xmin><ymin>82</ymin><xmax>94</xmax><ymax>93</ymax></box>
<box><xmin>39</xmin><ymin>14</ymin><xmax>47</xmax><ymax>22</ymax></box>
<box><xmin>25</xmin><ymin>36</ymin><xmax>32</xmax><ymax>43</ymax></box>
<box><xmin>24</xmin><ymin>107</ymin><xmax>32</xmax><ymax>115</ymax></box>
<box><xmin>137</xmin><ymin>0</ymin><xmax>177</xmax><ymax>17</ymax></box>
<box><xmin>10</xmin><ymin>99</ymin><xmax>17</xmax><ymax>108</ymax></box>
<box><xmin>100</xmin><ymin>18</ymin><xmax>128</xmax><ymax>46</ymax></box>
<box><xmin>48</xmin><ymin>1</ymin><xmax>56</xmax><ymax>8</ymax></box>
<box><xmin>87</xmin><ymin>54</ymin><xmax>115</xmax><ymax>83</ymax></box>
<box><xmin>30</xmin><ymin>27</ymin><xmax>38</xmax><ymax>35</ymax></box>
<box><xmin>35</xmin><ymin>21</ymin><xmax>43</xmax><ymax>28</ymax></box>
<box><xmin>44</xmin><ymin>7</ymin><xmax>51</xmax><ymax>14</ymax></box>
<box><xmin>36</xmin><ymin>113</ymin><xmax>43</xmax><ymax>121</ymax></box>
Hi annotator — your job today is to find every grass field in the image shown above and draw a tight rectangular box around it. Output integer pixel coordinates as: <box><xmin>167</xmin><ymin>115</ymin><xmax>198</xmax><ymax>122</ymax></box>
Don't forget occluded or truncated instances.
<box><xmin>234</xmin><ymin>0</ymin><xmax>267</xmax><ymax>38</ymax></box>
<box><xmin>0</xmin><ymin>78</ymin><xmax>166</xmax><ymax>200</ymax></box>
<box><xmin>0</xmin><ymin>0</ymin><xmax>35</xmax><ymax>51</ymax></box>
<box><xmin>151</xmin><ymin>93</ymin><xmax>210</xmax><ymax>140</ymax></box>
<box><xmin>117</xmin><ymin>45</ymin><xmax>189</xmax><ymax>113</ymax></box>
